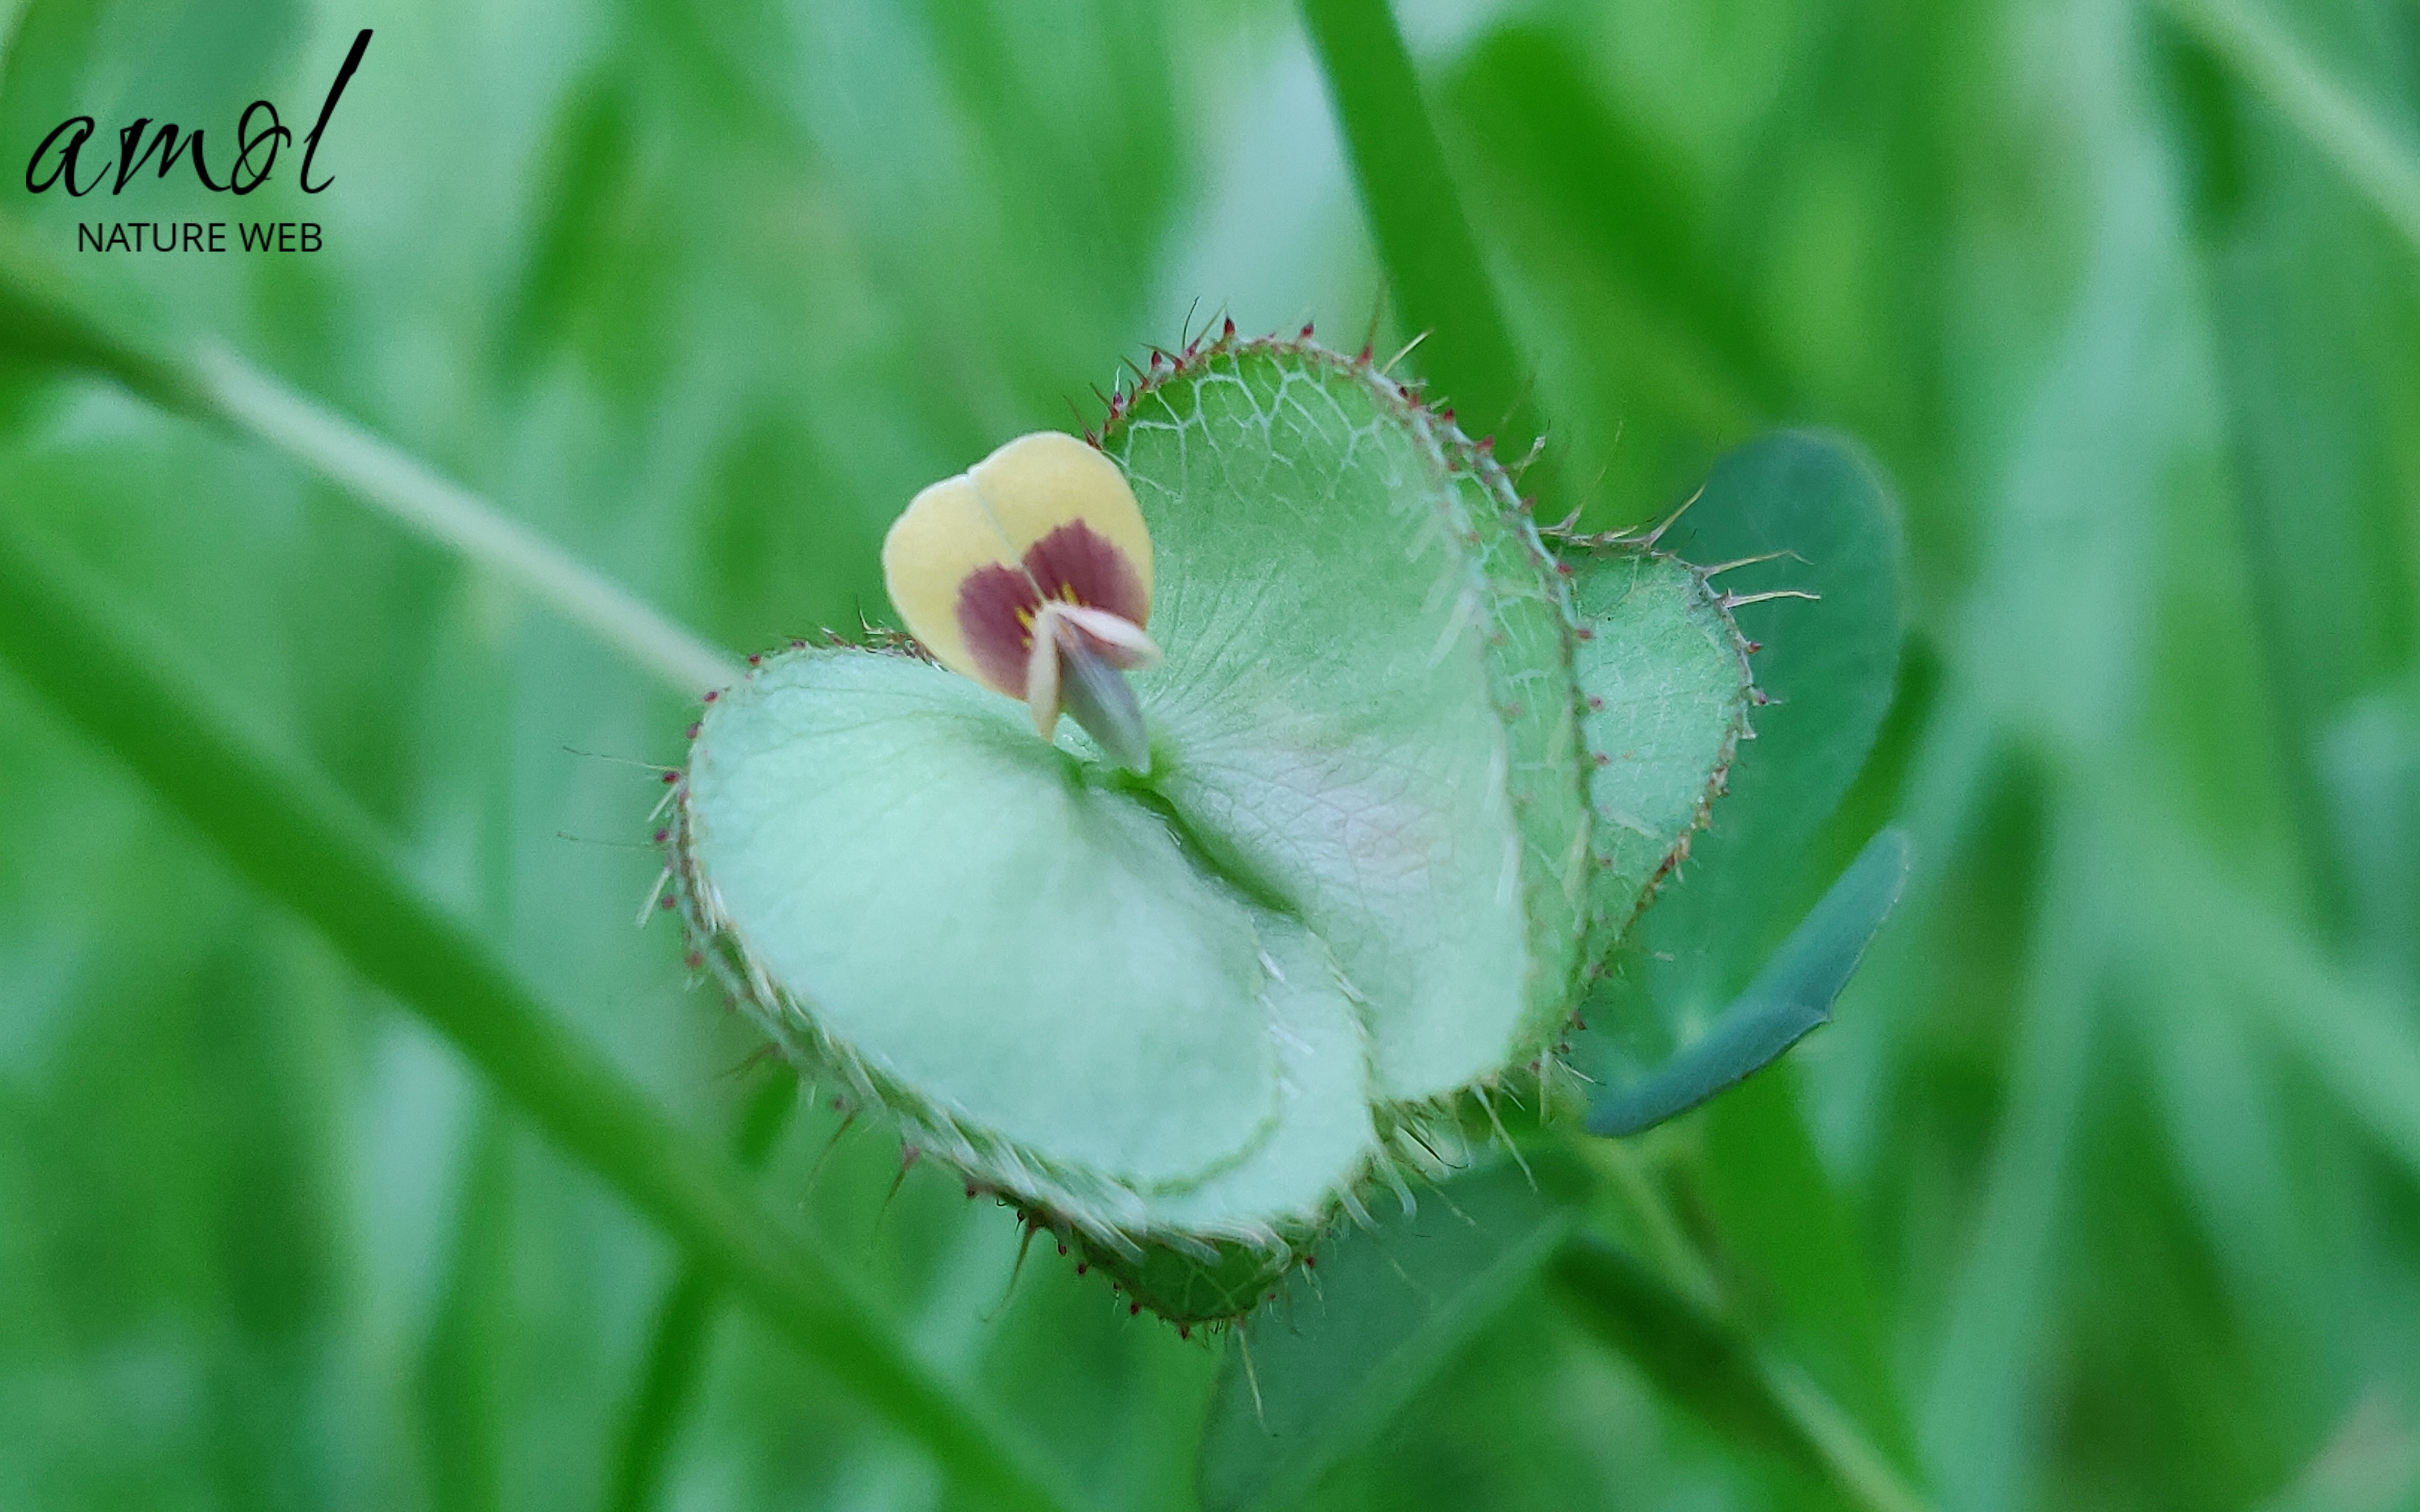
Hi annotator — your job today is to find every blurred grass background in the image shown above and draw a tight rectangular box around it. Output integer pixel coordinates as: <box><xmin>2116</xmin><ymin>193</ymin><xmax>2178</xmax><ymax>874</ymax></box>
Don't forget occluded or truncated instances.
<box><xmin>2</xmin><ymin>0</ymin><xmax>2419</xmax><ymax>1508</ymax></box>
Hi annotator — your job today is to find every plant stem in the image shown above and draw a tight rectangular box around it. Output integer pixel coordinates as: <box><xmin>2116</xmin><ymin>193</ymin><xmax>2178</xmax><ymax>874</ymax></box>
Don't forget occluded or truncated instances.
<box><xmin>0</xmin><ymin>225</ymin><xmax>738</xmax><ymax>701</ymax></box>
<box><xmin>1296</xmin><ymin>0</ymin><xmax>1557</xmax><ymax>508</ymax></box>
<box><xmin>1549</xmin><ymin>1236</ymin><xmax>1934</xmax><ymax>1512</ymax></box>
<box><xmin>192</xmin><ymin>345</ymin><xmax>738</xmax><ymax>698</ymax></box>
<box><xmin>0</xmin><ymin>526</ymin><xmax>1071</xmax><ymax>1512</ymax></box>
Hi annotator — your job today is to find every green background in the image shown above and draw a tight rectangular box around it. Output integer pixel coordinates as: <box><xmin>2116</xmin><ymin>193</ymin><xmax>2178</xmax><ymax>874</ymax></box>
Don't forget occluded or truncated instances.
<box><xmin>3</xmin><ymin>0</ymin><xmax>2419</xmax><ymax>1508</ymax></box>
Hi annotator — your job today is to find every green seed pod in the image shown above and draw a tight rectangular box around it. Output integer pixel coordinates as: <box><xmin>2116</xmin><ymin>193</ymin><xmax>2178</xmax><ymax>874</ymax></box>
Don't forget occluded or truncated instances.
<box><xmin>669</xmin><ymin>332</ymin><xmax>1754</xmax><ymax>1323</ymax></box>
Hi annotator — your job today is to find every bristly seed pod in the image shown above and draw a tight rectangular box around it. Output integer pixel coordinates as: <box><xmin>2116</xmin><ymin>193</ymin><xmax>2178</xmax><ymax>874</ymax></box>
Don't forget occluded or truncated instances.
<box><xmin>667</xmin><ymin>334</ymin><xmax>1766</xmax><ymax>1328</ymax></box>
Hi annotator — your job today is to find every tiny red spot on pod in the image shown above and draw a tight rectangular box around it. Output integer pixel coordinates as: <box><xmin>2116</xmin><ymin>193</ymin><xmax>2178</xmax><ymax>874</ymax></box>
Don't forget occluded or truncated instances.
<box><xmin>1178</xmin><ymin>1325</ymin><xmax>1191</xmax><ymax>1340</ymax></box>
<box><xmin>1594</xmin><ymin>752</ymin><xmax>1611</xmax><ymax>766</ymax></box>
<box><xmin>685</xmin><ymin>723</ymin><xmax>700</xmax><ymax>738</ymax></box>
<box><xmin>659</xmin><ymin>894</ymin><xmax>676</xmax><ymax>909</ymax></box>
<box><xmin>653</xmin><ymin>828</ymin><xmax>670</xmax><ymax>843</ymax></box>
<box><xmin>660</xmin><ymin>771</ymin><xmax>679</xmax><ymax>784</ymax></box>
<box><xmin>1574</xmin><ymin>627</ymin><xmax>1594</xmax><ymax>641</ymax></box>
<box><xmin>1587</xmin><ymin>695</ymin><xmax>1604</xmax><ymax>710</ymax></box>
<box><xmin>1129</xmin><ymin>1302</ymin><xmax>1141</xmax><ymax>1316</ymax></box>
<box><xmin>1075</xmin><ymin>1263</ymin><xmax>1088</xmax><ymax>1275</ymax></box>
<box><xmin>746</xmin><ymin>653</ymin><xmax>761</xmax><ymax>666</ymax></box>
<box><xmin>1301</xmin><ymin>1256</ymin><xmax>1315</xmax><ymax>1269</ymax></box>
<box><xmin>1555</xmin><ymin>561</ymin><xmax>1573</xmax><ymax>575</ymax></box>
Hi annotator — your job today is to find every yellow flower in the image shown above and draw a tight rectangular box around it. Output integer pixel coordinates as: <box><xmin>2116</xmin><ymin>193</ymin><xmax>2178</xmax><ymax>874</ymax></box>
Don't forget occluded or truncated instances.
<box><xmin>882</xmin><ymin>431</ymin><xmax>1161</xmax><ymax>770</ymax></box>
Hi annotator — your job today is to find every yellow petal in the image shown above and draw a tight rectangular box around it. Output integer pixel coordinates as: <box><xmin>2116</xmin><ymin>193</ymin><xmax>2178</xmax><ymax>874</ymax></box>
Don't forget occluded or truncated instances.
<box><xmin>881</xmin><ymin>431</ymin><xmax>1153</xmax><ymax>691</ymax></box>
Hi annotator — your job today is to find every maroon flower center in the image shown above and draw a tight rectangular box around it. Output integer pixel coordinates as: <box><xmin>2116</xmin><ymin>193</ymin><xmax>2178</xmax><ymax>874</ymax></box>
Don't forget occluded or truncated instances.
<box><xmin>956</xmin><ymin>520</ymin><xmax>1148</xmax><ymax>695</ymax></box>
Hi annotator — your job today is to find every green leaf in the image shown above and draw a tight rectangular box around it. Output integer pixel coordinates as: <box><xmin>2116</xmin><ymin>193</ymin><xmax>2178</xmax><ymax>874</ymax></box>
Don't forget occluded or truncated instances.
<box><xmin>1590</xmin><ymin>827</ymin><xmax>1912</xmax><ymax>1135</ymax></box>
<box><xmin>1560</xmin><ymin>544</ymin><xmax>1754</xmax><ymax>963</ymax></box>
<box><xmin>0</xmin><ymin>525</ymin><xmax>1072</xmax><ymax>1512</ymax></box>
<box><xmin>1196</xmin><ymin>1156</ymin><xmax>1585</xmax><ymax>1512</ymax></box>
<box><xmin>1583</xmin><ymin>430</ymin><xmax>1905</xmax><ymax>1073</ymax></box>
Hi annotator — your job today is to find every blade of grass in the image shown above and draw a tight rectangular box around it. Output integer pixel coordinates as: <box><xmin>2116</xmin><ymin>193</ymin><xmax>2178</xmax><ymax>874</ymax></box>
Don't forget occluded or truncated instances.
<box><xmin>2159</xmin><ymin>0</ymin><xmax>2420</xmax><ymax>256</ymax></box>
<box><xmin>603</xmin><ymin>1067</ymin><xmax>799</xmax><ymax>1512</ymax></box>
<box><xmin>419</xmin><ymin>1101</ymin><xmax>515</xmax><ymax>1512</ymax></box>
<box><xmin>1295</xmin><ymin>0</ymin><xmax>1556</xmax><ymax>505</ymax></box>
<box><xmin>0</xmin><ymin>223</ymin><xmax>738</xmax><ymax>700</ymax></box>
<box><xmin>1918</xmin><ymin>807</ymin><xmax>2104</xmax><ymax>1512</ymax></box>
<box><xmin>0</xmin><ymin>525</ymin><xmax>1072</xmax><ymax>1512</ymax></box>
<box><xmin>2142</xmin><ymin>802</ymin><xmax>2420</xmax><ymax>1179</ymax></box>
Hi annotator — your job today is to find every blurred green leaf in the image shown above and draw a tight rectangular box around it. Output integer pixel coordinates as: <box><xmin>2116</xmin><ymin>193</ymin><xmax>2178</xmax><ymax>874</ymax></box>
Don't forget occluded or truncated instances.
<box><xmin>1591</xmin><ymin>827</ymin><xmax>1911</xmax><ymax>1135</ymax></box>
<box><xmin>1549</xmin><ymin>1234</ymin><xmax>1819</xmax><ymax>1465</ymax></box>
<box><xmin>2160</xmin><ymin>0</ymin><xmax>2420</xmax><ymax>255</ymax></box>
<box><xmin>1441</xmin><ymin>22</ymin><xmax>1783</xmax><ymax>419</ymax></box>
<box><xmin>1549</xmin><ymin>1236</ymin><xmax>1929</xmax><ymax>1512</ymax></box>
<box><xmin>1633</xmin><ymin>431</ymin><xmax>1905</xmax><ymax>987</ymax></box>
<box><xmin>1197</xmin><ymin>1157</ymin><xmax>1584</xmax><ymax>1512</ymax></box>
